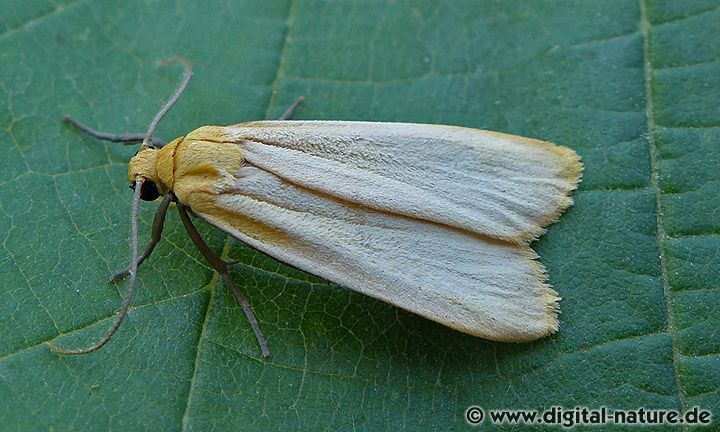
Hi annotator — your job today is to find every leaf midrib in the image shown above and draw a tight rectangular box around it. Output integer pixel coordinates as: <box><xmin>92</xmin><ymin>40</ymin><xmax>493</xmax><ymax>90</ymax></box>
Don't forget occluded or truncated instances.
<box><xmin>639</xmin><ymin>0</ymin><xmax>687</xmax><ymax>426</ymax></box>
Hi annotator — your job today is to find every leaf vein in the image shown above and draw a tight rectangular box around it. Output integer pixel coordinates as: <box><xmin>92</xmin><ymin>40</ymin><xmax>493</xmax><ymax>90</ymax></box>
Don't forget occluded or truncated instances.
<box><xmin>0</xmin><ymin>0</ymin><xmax>86</xmax><ymax>41</ymax></box>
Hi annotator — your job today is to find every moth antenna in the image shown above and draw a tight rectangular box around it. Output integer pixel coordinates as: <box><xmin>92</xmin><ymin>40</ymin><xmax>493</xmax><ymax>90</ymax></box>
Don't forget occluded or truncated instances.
<box><xmin>142</xmin><ymin>57</ymin><xmax>193</xmax><ymax>149</ymax></box>
<box><xmin>48</xmin><ymin>179</ymin><xmax>144</xmax><ymax>355</ymax></box>
<box><xmin>62</xmin><ymin>116</ymin><xmax>167</xmax><ymax>147</ymax></box>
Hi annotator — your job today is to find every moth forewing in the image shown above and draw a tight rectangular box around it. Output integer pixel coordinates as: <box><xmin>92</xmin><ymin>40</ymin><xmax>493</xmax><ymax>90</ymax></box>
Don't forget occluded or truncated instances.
<box><xmin>188</xmin><ymin>165</ymin><xmax>562</xmax><ymax>341</ymax></box>
<box><xmin>215</xmin><ymin>121</ymin><xmax>582</xmax><ymax>244</ymax></box>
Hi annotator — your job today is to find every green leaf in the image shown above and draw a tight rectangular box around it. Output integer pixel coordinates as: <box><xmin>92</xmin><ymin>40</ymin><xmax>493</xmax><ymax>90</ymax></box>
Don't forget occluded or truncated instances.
<box><xmin>1</xmin><ymin>0</ymin><xmax>718</xmax><ymax>430</ymax></box>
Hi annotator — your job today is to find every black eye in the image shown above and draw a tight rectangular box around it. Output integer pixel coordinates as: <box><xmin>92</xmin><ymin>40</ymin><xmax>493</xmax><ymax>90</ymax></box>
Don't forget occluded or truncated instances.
<box><xmin>139</xmin><ymin>181</ymin><xmax>160</xmax><ymax>201</ymax></box>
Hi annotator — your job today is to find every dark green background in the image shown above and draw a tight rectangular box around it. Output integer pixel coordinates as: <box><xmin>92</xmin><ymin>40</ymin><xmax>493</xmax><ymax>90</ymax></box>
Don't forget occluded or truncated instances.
<box><xmin>1</xmin><ymin>0</ymin><xmax>718</xmax><ymax>430</ymax></box>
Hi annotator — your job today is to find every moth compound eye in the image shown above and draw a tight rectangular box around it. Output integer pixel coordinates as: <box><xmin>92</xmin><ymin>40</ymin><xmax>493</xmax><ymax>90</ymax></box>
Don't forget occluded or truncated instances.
<box><xmin>139</xmin><ymin>181</ymin><xmax>160</xmax><ymax>201</ymax></box>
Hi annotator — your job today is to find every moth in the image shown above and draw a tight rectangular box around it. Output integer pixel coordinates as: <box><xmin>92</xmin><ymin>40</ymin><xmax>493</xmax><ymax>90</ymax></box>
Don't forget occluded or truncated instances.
<box><xmin>51</xmin><ymin>59</ymin><xmax>582</xmax><ymax>357</ymax></box>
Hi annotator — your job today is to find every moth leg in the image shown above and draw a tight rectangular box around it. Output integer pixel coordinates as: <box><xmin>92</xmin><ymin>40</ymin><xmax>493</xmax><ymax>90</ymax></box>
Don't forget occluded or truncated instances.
<box><xmin>64</xmin><ymin>115</ymin><xmax>167</xmax><ymax>147</ymax></box>
<box><xmin>277</xmin><ymin>96</ymin><xmax>305</xmax><ymax>120</ymax></box>
<box><xmin>176</xmin><ymin>201</ymin><xmax>270</xmax><ymax>358</ymax></box>
<box><xmin>110</xmin><ymin>194</ymin><xmax>173</xmax><ymax>282</ymax></box>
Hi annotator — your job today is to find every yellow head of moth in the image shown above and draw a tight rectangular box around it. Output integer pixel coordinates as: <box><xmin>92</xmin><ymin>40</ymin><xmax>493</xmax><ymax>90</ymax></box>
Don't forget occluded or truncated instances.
<box><xmin>127</xmin><ymin>137</ymin><xmax>182</xmax><ymax>200</ymax></box>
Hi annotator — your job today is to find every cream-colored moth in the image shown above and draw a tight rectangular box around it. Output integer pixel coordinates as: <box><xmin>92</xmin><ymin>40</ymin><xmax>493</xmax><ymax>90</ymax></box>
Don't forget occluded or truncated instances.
<box><xmin>50</xmin><ymin>59</ymin><xmax>582</xmax><ymax>358</ymax></box>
